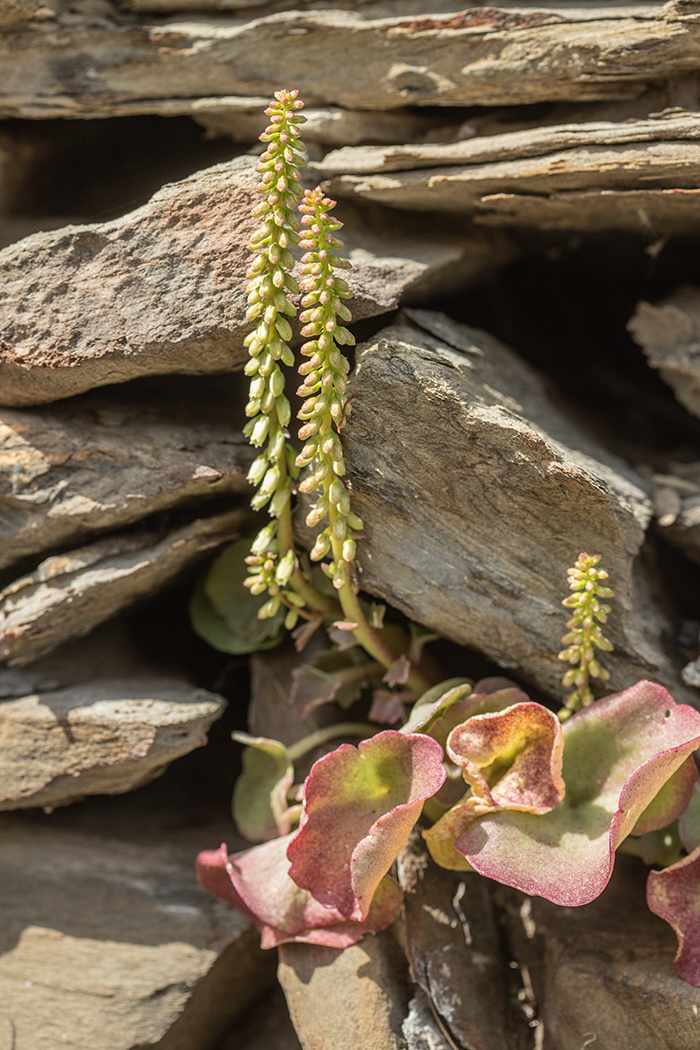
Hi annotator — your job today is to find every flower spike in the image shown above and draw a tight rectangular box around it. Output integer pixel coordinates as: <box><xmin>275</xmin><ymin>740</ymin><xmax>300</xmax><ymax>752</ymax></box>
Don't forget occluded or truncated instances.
<box><xmin>295</xmin><ymin>186</ymin><xmax>362</xmax><ymax>593</ymax></box>
<box><xmin>557</xmin><ymin>552</ymin><xmax>613</xmax><ymax>718</ymax></box>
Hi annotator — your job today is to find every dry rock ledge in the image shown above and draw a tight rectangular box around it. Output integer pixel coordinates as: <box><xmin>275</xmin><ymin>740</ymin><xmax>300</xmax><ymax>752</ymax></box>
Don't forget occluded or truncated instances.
<box><xmin>318</xmin><ymin>109</ymin><xmax>700</xmax><ymax>233</ymax></box>
<box><xmin>0</xmin><ymin>376</ymin><xmax>253</xmax><ymax>571</ymax></box>
<box><xmin>342</xmin><ymin>308</ymin><xmax>688</xmax><ymax>701</ymax></box>
<box><xmin>0</xmin><ymin>508</ymin><xmax>248</xmax><ymax>666</ymax></box>
<box><xmin>0</xmin><ymin>676</ymin><xmax>225</xmax><ymax>811</ymax></box>
<box><xmin>0</xmin><ymin>155</ymin><xmax>505</xmax><ymax>408</ymax></box>
<box><xmin>5</xmin><ymin>4</ymin><xmax>700</xmax><ymax>117</ymax></box>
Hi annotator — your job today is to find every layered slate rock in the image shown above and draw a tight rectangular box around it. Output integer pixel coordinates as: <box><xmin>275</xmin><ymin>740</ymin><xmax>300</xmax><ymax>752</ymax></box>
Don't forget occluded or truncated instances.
<box><xmin>0</xmin><ymin>676</ymin><xmax>225</xmax><ymax>810</ymax></box>
<box><xmin>397</xmin><ymin>833</ymin><xmax>513</xmax><ymax>1050</ymax></box>
<box><xmin>342</xmin><ymin>308</ymin><xmax>686</xmax><ymax>701</ymax></box>
<box><xmin>0</xmin><ymin>803</ymin><xmax>276</xmax><ymax>1050</ymax></box>
<box><xmin>321</xmin><ymin>110</ymin><xmax>700</xmax><ymax>233</ymax></box>
<box><xmin>0</xmin><ymin>375</ymin><xmax>252</xmax><ymax>571</ymax></box>
<box><xmin>5</xmin><ymin>5</ymin><xmax>700</xmax><ymax>119</ymax></box>
<box><xmin>629</xmin><ymin>286</ymin><xmax>700</xmax><ymax>419</ymax></box>
<box><xmin>495</xmin><ymin>857</ymin><xmax>700</xmax><ymax>1050</ymax></box>
<box><xmin>0</xmin><ymin>509</ymin><xmax>247</xmax><ymax>665</ymax></box>
<box><xmin>0</xmin><ymin>156</ymin><xmax>507</xmax><ymax>408</ymax></box>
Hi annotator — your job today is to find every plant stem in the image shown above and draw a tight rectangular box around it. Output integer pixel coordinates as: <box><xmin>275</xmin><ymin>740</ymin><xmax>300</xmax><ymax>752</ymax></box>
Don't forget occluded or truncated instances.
<box><xmin>286</xmin><ymin>721</ymin><xmax>377</xmax><ymax>763</ymax></box>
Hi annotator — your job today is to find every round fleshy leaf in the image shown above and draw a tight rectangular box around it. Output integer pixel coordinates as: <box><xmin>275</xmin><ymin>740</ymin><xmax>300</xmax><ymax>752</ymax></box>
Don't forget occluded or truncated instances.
<box><xmin>424</xmin><ymin>702</ymin><xmax>564</xmax><ymax>870</ymax></box>
<box><xmin>454</xmin><ymin>681</ymin><xmax>700</xmax><ymax>906</ymax></box>
<box><xmin>287</xmin><ymin>731</ymin><xmax>445</xmax><ymax>920</ymax></box>
<box><xmin>647</xmin><ymin>845</ymin><xmax>700</xmax><ymax>986</ymax></box>
<box><xmin>196</xmin><ymin>839</ymin><xmax>402</xmax><ymax>949</ymax></box>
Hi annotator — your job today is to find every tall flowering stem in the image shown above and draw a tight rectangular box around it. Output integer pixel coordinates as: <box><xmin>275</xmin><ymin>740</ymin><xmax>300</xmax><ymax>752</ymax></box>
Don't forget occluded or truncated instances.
<box><xmin>295</xmin><ymin>188</ymin><xmax>431</xmax><ymax>693</ymax></box>
<box><xmin>557</xmin><ymin>552</ymin><xmax>614</xmax><ymax>718</ymax></box>
<box><xmin>242</xmin><ymin>91</ymin><xmax>337</xmax><ymax>625</ymax></box>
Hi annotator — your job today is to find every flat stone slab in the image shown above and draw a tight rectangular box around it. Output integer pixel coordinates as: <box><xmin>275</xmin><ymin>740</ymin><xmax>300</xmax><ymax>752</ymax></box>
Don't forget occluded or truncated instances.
<box><xmin>278</xmin><ymin>931</ymin><xmax>410</xmax><ymax>1050</ymax></box>
<box><xmin>0</xmin><ymin>509</ymin><xmax>248</xmax><ymax>665</ymax></box>
<box><xmin>0</xmin><ymin>804</ymin><xmax>275</xmax><ymax>1050</ymax></box>
<box><xmin>0</xmin><ymin>156</ymin><xmax>507</xmax><ymax>407</ymax></box>
<box><xmin>0</xmin><ymin>375</ymin><xmax>252</xmax><ymax>572</ymax></box>
<box><xmin>342</xmin><ymin>308</ymin><xmax>688</xmax><ymax>701</ymax></box>
<box><xmin>321</xmin><ymin>110</ymin><xmax>700</xmax><ymax>232</ymax></box>
<box><xmin>0</xmin><ymin>676</ymin><xmax>225</xmax><ymax>810</ymax></box>
<box><xmin>4</xmin><ymin>6</ymin><xmax>700</xmax><ymax>119</ymax></box>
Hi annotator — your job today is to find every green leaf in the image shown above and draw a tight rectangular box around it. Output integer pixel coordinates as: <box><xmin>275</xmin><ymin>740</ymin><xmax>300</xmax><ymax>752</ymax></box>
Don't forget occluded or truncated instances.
<box><xmin>232</xmin><ymin>733</ymin><xmax>295</xmax><ymax>842</ymax></box>
<box><xmin>190</xmin><ymin>540</ymin><xmax>285</xmax><ymax>655</ymax></box>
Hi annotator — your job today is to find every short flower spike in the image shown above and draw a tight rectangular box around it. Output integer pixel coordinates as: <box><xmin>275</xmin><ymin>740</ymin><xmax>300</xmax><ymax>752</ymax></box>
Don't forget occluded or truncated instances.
<box><xmin>558</xmin><ymin>552</ymin><xmax>614</xmax><ymax>717</ymax></box>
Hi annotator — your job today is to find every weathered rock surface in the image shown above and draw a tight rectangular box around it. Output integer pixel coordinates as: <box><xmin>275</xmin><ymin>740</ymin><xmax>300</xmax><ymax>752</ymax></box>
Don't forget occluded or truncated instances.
<box><xmin>277</xmin><ymin>931</ymin><xmax>410</xmax><ymax>1050</ymax></box>
<box><xmin>0</xmin><ymin>676</ymin><xmax>225</xmax><ymax>810</ymax></box>
<box><xmin>496</xmin><ymin>856</ymin><xmax>700</xmax><ymax>1050</ymax></box>
<box><xmin>629</xmin><ymin>286</ymin><xmax>700</xmax><ymax>419</ymax></box>
<box><xmin>342</xmin><ymin>308</ymin><xmax>689</xmax><ymax>701</ymax></box>
<box><xmin>0</xmin><ymin>509</ymin><xmax>247</xmax><ymax>665</ymax></box>
<box><xmin>0</xmin><ymin>375</ymin><xmax>252</xmax><ymax>571</ymax></box>
<box><xmin>321</xmin><ymin>110</ymin><xmax>700</xmax><ymax>232</ymax></box>
<box><xmin>0</xmin><ymin>799</ymin><xmax>276</xmax><ymax>1050</ymax></box>
<box><xmin>397</xmin><ymin>833</ymin><xmax>512</xmax><ymax>1050</ymax></box>
<box><xmin>0</xmin><ymin>155</ymin><xmax>508</xmax><ymax>408</ymax></box>
<box><xmin>5</xmin><ymin>5</ymin><xmax>700</xmax><ymax>119</ymax></box>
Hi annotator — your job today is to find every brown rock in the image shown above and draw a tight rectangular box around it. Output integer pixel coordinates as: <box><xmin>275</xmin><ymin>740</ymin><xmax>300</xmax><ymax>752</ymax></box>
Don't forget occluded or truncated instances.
<box><xmin>629</xmin><ymin>286</ymin><xmax>700</xmax><ymax>418</ymax></box>
<box><xmin>495</xmin><ymin>857</ymin><xmax>700</xmax><ymax>1050</ymax></box>
<box><xmin>277</xmin><ymin>931</ymin><xmax>410</xmax><ymax>1050</ymax></box>
<box><xmin>0</xmin><ymin>675</ymin><xmax>225</xmax><ymax>810</ymax></box>
<box><xmin>342</xmin><ymin>308</ymin><xmax>687</xmax><ymax>701</ymax></box>
<box><xmin>397</xmin><ymin>832</ymin><xmax>510</xmax><ymax>1050</ymax></box>
<box><xmin>0</xmin><ymin>376</ymin><xmax>252</xmax><ymax>571</ymax></box>
<box><xmin>0</xmin><ymin>804</ymin><xmax>276</xmax><ymax>1050</ymax></box>
<box><xmin>0</xmin><ymin>156</ymin><xmax>509</xmax><ymax>408</ymax></box>
<box><xmin>0</xmin><ymin>509</ymin><xmax>248</xmax><ymax>665</ymax></box>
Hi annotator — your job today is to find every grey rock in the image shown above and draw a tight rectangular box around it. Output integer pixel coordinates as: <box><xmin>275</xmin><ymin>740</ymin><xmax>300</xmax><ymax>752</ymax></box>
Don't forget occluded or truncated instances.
<box><xmin>0</xmin><ymin>156</ymin><xmax>510</xmax><ymax>408</ymax></box>
<box><xmin>0</xmin><ymin>376</ymin><xmax>252</xmax><ymax>571</ymax></box>
<box><xmin>495</xmin><ymin>857</ymin><xmax>700</xmax><ymax>1050</ymax></box>
<box><xmin>342</xmin><ymin>308</ymin><xmax>687</xmax><ymax>701</ymax></box>
<box><xmin>397</xmin><ymin>832</ymin><xmax>510</xmax><ymax>1050</ymax></box>
<box><xmin>629</xmin><ymin>286</ymin><xmax>700</xmax><ymax>418</ymax></box>
<box><xmin>0</xmin><ymin>675</ymin><xmax>225</xmax><ymax>810</ymax></box>
<box><xmin>0</xmin><ymin>805</ymin><xmax>276</xmax><ymax>1050</ymax></box>
<box><xmin>0</xmin><ymin>509</ymin><xmax>248</xmax><ymax>665</ymax></box>
<box><xmin>3</xmin><ymin>6</ymin><xmax>700</xmax><ymax>119</ymax></box>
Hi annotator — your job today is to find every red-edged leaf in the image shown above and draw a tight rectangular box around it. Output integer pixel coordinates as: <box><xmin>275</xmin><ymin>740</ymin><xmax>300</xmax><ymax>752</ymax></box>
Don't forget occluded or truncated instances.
<box><xmin>454</xmin><ymin>681</ymin><xmax>700</xmax><ymax>905</ymax></box>
<box><xmin>287</xmin><ymin>731</ymin><xmax>445</xmax><ymax>920</ymax></box>
<box><xmin>647</xmin><ymin>845</ymin><xmax>700</xmax><ymax>986</ymax></box>
<box><xmin>196</xmin><ymin>839</ymin><xmax>402</xmax><ymax>949</ymax></box>
<box><xmin>424</xmin><ymin>702</ymin><xmax>564</xmax><ymax>870</ymax></box>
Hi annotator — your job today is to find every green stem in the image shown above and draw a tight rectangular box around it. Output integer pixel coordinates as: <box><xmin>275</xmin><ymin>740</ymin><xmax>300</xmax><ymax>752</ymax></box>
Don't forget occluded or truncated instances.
<box><xmin>275</xmin><ymin>483</ymin><xmax>341</xmax><ymax>618</ymax></box>
<box><xmin>327</xmin><ymin>502</ymin><xmax>433</xmax><ymax>696</ymax></box>
<box><xmin>286</xmin><ymin>721</ymin><xmax>377</xmax><ymax>763</ymax></box>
